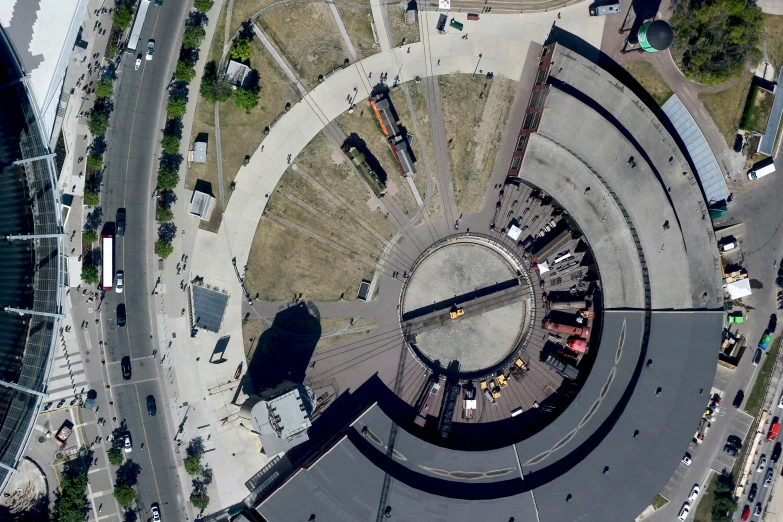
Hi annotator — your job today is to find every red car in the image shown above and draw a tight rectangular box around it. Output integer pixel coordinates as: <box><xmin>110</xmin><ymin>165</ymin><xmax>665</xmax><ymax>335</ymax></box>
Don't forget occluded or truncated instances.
<box><xmin>741</xmin><ymin>505</ymin><xmax>751</xmax><ymax>521</ymax></box>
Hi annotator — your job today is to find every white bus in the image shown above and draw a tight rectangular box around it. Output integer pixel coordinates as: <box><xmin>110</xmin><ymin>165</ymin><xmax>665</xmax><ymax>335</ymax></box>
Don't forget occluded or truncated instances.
<box><xmin>101</xmin><ymin>235</ymin><xmax>113</xmax><ymax>290</ymax></box>
<box><xmin>126</xmin><ymin>0</ymin><xmax>151</xmax><ymax>54</ymax></box>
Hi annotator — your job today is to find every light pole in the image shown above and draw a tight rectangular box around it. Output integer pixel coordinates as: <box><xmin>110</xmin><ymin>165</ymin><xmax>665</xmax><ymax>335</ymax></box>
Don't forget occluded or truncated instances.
<box><xmin>473</xmin><ymin>53</ymin><xmax>483</xmax><ymax>77</ymax></box>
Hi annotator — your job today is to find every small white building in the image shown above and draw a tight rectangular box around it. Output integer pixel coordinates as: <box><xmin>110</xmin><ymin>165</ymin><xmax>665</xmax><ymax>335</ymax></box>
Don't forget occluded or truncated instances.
<box><xmin>188</xmin><ymin>189</ymin><xmax>213</xmax><ymax>221</ymax></box>
<box><xmin>225</xmin><ymin>60</ymin><xmax>251</xmax><ymax>88</ymax></box>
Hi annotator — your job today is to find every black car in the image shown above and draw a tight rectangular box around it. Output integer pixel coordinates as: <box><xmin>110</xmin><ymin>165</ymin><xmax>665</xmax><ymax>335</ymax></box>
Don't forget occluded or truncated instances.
<box><xmin>116</xmin><ymin>208</ymin><xmax>126</xmax><ymax>237</ymax></box>
<box><xmin>772</xmin><ymin>442</ymin><xmax>781</xmax><ymax>463</ymax></box>
<box><xmin>748</xmin><ymin>482</ymin><xmax>758</xmax><ymax>502</ymax></box>
<box><xmin>728</xmin><ymin>435</ymin><xmax>743</xmax><ymax>448</ymax></box>
<box><xmin>146</xmin><ymin>395</ymin><xmax>157</xmax><ymax>416</ymax></box>
<box><xmin>724</xmin><ymin>444</ymin><xmax>739</xmax><ymax>457</ymax></box>
<box><xmin>121</xmin><ymin>356</ymin><xmax>131</xmax><ymax>380</ymax></box>
<box><xmin>770</xmin><ymin>314</ymin><xmax>778</xmax><ymax>333</ymax></box>
<box><xmin>117</xmin><ymin>303</ymin><xmax>126</xmax><ymax>327</ymax></box>
<box><xmin>734</xmin><ymin>389</ymin><xmax>745</xmax><ymax>408</ymax></box>
<box><xmin>756</xmin><ymin>502</ymin><xmax>763</xmax><ymax>516</ymax></box>
<box><xmin>733</xmin><ymin>133</ymin><xmax>744</xmax><ymax>153</ymax></box>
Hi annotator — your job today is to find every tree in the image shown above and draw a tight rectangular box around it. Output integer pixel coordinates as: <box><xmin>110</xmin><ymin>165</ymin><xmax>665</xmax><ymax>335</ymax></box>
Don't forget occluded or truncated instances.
<box><xmin>175</xmin><ymin>60</ymin><xmax>196</xmax><ymax>83</ymax></box>
<box><xmin>182</xmin><ymin>25</ymin><xmax>206</xmax><ymax>50</ymax></box>
<box><xmin>167</xmin><ymin>96</ymin><xmax>187</xmax><ymax>118</ymax></box>
<box><xmin>113</xmin><ymin>3</ymin><xmax>133</xmax><ymax>29</ymax></box>
<box><xmin>231</xmin><ymin>38</ymin><xmax>253</xmax><ymax>62</ymax></box>
<box><xmin>81</xmin><ymin>265</ymin><xmax>99</xmax><ymax>285</ymax></box>
<box><xmin>200</xmin><ymin>61</ymin><xmax>233</xmax><ymax>103</ymax></box>
<box><xmin>82</xmin><ymin>229</ymin><xmax>98</xmax><ymax>244</ymax></box>
<box><xmin>234</xmin><ymin>86</ymin><xmax>260</xmax><ymax>114</ymax></box>
<box><xmin>155</xmin><ymin>239</ymin><xmax>174</xmax><ymax>259</ymax></box>
<box><xmin>194</xmin><ymin>0</ymin><xmax>214</xmax><ymax>12</ymax></box>
<box><xmin>86</xmin><ymin>152</ymin><xmax>103</xmax><ymax>171</ymax></box>
<box><xmin>113</xmin><ymin>483</ymin><xmax>136</xmax><ymax>508</ymax></box>
<box><xmin>95</xmin><ymin>78</ymin><xmax>114</xmax><ymax>99</ymax></box>
<box><xmin>83</xmin><ymin>189</ymin><xmax>100</xmax><ymax>207</ymax></box>
<box><xmin>671</xmin><ymin>0</ymin><xmax>764</xmax><ymax>85</ymax></box>
<box><xmin>157</xmin><ymin>164</ymin><xmax>179</xmax><ymax>190</ymax></box>
<box><xmin>184</xmin><ymin>455</ymin><xmax>203</xmax><ymax>476</ymax></box>
<box><xmin>88</xmin><ymin>112</ymin><xmax>109</xmax><ymax>137</ymax></box>
<box><xmin>157</xmin><ymin>206</ymin><xmax>174</xmax><ymax>222</ymax></box>
<box><xmin>107</xmin><ymin>447</ymin><xmax>124</xmax><ymax>466</ymax></box>
<box><xmin>190</xmin><ymin>493</ymin><xmax>210</xmax><ymax>510</ymax></box>
<box><xmin>53</xmin><ymin>470</ymin><xmax>89</xmax><ymax>522</ymax></box>
<box><xmin>161</xmin><ymin>134</ymin><xmax>181</xmax><ymax>155</ymax></box>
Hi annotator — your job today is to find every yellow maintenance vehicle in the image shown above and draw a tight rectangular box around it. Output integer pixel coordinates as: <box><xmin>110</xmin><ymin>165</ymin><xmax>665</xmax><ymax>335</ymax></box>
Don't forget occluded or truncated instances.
<box><xmin>449</xmin><ymin>308</ymin><xmax>465</xmax><ymax>319</ymax></box>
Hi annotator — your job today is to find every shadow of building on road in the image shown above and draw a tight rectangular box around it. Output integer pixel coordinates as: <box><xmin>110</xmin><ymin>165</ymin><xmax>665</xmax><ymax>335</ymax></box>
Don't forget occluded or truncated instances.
<box><xmin>243</xmin><ymin>302</ymin><xmax>321</xmax><ymax>397</ymax></box>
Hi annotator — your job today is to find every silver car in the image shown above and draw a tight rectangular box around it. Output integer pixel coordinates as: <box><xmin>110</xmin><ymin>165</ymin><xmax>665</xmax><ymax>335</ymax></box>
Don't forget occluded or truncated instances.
<box><xmin>115</xmin><ymin>271</ymin><xmax>124</xmax><ymax>294</ymax></box>
<box><xmin>765</xmin><ymin>468</ymin><xmax>773</xmax><ymax>487</ymax></box>
<box><xmin>146</xmin><ymin>39</ymin><xmax>155</xmax><ymax>61</ymax></box>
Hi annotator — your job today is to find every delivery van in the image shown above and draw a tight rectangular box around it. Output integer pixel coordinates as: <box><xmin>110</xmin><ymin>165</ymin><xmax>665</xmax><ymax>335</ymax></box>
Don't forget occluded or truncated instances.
<box><xmin>748</xmin><ymin>158</ymin><xmax>776</xmax><ymax>180</ymax></box>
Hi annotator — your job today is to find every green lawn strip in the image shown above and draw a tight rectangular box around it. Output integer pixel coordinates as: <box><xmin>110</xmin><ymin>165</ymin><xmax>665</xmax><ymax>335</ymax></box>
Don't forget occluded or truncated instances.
<box><xmin>744</xmin><ymin>337</ymin><xmax>781</xmax><ymax>416</ymax></box>
<box><xmin>651</xmin><ymin>493</ymin><xmax>669</xmax><ymax>510</ymax></box>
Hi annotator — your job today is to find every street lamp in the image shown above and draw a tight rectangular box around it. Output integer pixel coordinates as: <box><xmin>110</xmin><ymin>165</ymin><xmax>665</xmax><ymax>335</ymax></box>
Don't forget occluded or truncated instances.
<box><xmin>473</xmin><ymin>53</ymin><xmax>483</xmax><ymax>76</ymax></box>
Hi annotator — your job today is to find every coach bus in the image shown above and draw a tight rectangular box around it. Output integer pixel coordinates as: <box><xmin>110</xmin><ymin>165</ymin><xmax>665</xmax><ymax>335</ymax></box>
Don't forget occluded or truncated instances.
<box><xmin>101</xmin><ymin>234</ymin><xmax>113</xmax><ymax>290</ymax></box>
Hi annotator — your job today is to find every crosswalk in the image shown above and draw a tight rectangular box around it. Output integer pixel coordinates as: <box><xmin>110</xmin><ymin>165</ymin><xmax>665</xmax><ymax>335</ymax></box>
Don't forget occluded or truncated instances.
<box><xmin>42</xmin><ymin>324</ymin><xmax>88</xmax><ymax>410</ymax></box>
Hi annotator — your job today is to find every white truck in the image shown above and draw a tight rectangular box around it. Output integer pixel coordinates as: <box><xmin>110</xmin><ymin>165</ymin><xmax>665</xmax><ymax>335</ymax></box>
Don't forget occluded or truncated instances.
<box><xmin>748</xmin><ymin>159</ymin><xmax>776</xmax><ymax>180</ymax></box>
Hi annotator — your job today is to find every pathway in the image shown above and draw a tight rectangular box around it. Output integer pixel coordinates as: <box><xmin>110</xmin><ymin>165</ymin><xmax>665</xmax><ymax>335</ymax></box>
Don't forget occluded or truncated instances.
<box><xmin>327</xmin><ymin>1</ymin><xmax>358</xmax><ymax>60</ymax></box>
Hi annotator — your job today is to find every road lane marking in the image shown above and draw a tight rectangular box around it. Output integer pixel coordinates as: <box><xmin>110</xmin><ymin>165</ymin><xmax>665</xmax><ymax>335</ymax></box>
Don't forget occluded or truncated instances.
<box><xmin>134</xmin><ymin>383</ymin><xmax>164</xmax><ymax>519</ymax></box>
<box><xmin>111</xmin><ymin>377</ymin><xmax>159</xmax><ymax>388</ymax></box>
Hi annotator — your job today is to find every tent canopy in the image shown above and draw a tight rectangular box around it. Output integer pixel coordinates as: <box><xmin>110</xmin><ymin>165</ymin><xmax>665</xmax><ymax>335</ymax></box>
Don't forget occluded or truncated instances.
<box><xmin>726</xmin><ymin>279</ymin><xmax>751</xmax><ymax>300</ymax></box>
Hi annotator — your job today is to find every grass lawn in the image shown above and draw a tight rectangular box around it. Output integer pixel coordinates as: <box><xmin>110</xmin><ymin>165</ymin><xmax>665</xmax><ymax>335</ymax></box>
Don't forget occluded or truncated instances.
<box><xmin>765</xmin><ymin>14</ymin><xmax>783</xmax><ymax>71</ymax></box>
<box><xmin>231</xmin><ymin>0</ymin><xmax>280</xmax><ymax>30</ymax></box>
<box><xmin>258</xmin><ymin>2</ymin><xmax>348</xmax><ymax>90</ymax></box>
<box><xmin>744</xmin><ymin>337</ymin><xmax>781</xmax><ymax>415</ymax></box>
<box><xmin>243</xmin><ymin>133</ymin><xmax>397</xmax><ymax>301</ymax></box>
<box><xmin>740</xmin><ymin>85</ymin><xmax>774</xmax><ymax>134</ymax></box>
<box><xmin>389</xmin><ymin>83</ymin><xmax>442</xmax><ymax>220</ymax></box>
<box><xmin>438</xmin><ymin>74</ymin><xmax>517</xmax><ymax>213</ymax></box>
<box><xmin>242</xmin><ymin>317</ymin><xmax>270</xmax><ymax>361</ymax></box>
<box><xmin>693</xmin><ymin>473</ymin><xmax>717</xmax><ymax>522</ymax></box>
<box><xmin>337</xmin><ymin>6</ymin><xmax>379</xmax><ymax>60</ymax></box>
<box><xmin>387</xmin><ymin>5</ymin><xmax>420</xmax><ymax>48</ymax></box>
<box><xmin>335</xmin><ymin>98</ymin><xmax>419</xmax><ymax>217</ymax></box>
<box><xmin>651</xmin><ymin>493</ymin><xmax>669</xmax><ymax>510</ymax></box>
<box><xmin>622</xmin><ymin>61</ymin><xmax>673</xmax><ymax>107</ymax></box>
<box><xmin>699</xmin><ymin>74</ymin><xmax>753</xmax><ymax>147</ymax></box>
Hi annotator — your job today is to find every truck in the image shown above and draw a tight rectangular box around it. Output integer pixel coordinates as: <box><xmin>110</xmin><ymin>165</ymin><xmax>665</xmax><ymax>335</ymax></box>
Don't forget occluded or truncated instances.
<box><xmin>544</xmin><ymin>354</ymin><xmax>579</xmax><ymax>380</ymax></box>
<box><xmin>769</xmin><ymin>421</ymin><xmax>780</xmax><ymax>442</ymax></box>
<box><xmin>695</xmin><ymin>418</ymin><xmax>711</xmax><ymax>443</ymax></box>
<box><xmin>748</xmin><ymin>158</ymin><xmax>776</xmax><ymax>180</ymax></box>
<box><xmin>449</xmin><ymin>18</ymin><xmax>464</xmax><ymax>31</ymax></box>
<box><xmin>467</xmin><ymin>13</ymin><xmax>480</xmax><ymax>20</ymax></box>
<box><xmin>567</xmin><ymin>338</ymin><xmax>588</xmax><ymax>353</ymax></box>
<box><xmin>414</xmin><ymin>380</ymin><xmax>440</xmax><ymax>427</ymax></box>
<box><xmin>449</xmin><ymin>308</ymin><xmax>465</xmax><ymax>319</ymax></box>
<box><xmin>462</xmin><ymin>385</ymin><xmax>476</xmax><ymax>420</ymax></box>
<box><xmin>54</xmin><ymin>419</ymin><xmax>74</xmax><ymax>444</ymax></box>
<box><xmin>544</xmin><ymin>298</ymin><xmax>587</xmax><ymax>311</ymax></box>
<box><xmin>760</xmin><ymin>333</ymin><xmax>772</xmax><ymax>350</ymax></box>
<box><xmin>589</xmin><ymin>3</ymin><xmax>621</xmax><ymax>16</ymax></box>
<box><xmin>543</xmin><ymin>320</ymin><xmax>591</xmax><ymax>338</ymax></box>
<box><xmin>436</xmin><ymin>14</ymin><xmax>447</xmax><ymax>32</ymax></box>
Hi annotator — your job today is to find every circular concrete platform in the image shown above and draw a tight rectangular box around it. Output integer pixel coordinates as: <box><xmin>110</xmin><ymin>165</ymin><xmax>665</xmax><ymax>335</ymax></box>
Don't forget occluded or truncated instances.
<box><xmin>401</xmin><ymin>239</ymin><xmax>529</xmax><ymax>376</ymax></box>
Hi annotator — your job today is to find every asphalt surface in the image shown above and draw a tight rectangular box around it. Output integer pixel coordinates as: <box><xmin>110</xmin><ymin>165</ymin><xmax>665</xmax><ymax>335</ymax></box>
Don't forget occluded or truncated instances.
<box><xmin>95</xmin><ymin>1</ymin><xmax>189</xmax><ymax>520</ymax></box>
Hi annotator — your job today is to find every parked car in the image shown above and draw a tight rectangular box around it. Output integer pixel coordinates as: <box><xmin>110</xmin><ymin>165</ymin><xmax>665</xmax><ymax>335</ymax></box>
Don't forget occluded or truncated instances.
<box><xmin>734</xmin><ymin>389</ymin><xmax>745</xmax><ymax>408</ymax></box>
<box><xmin>115</xmin><ymin>271</ymin><xmax>124</xmax><ymax>294</ymax></box>
<box><xmin>688</xmin><ymin>484</ymin><xmax>699</xmax><ymax>502</ymax></box>
<box><xmin>121</xmin><ymin>356</ymin><xmax>131</xmax><ymax>380</ymax></box>
<box><xmin>779</xmin><ymin>393</ymin><xmax>783</xmax><ymax>409</ymax></box>
<box><xmin>741</xmin><ymin>505</ymin><xmax>750</xmax><ymax>521</ymax></box>
<box><xmin>753</xmin><ymin>348</ymin><xmax>763</xmax><ymax>366</ymax></box>
<box><xmin>146</xmin><ymin>395</ymin><xmax>157</xmax><ymax>416</ymax></box>
<box><xmin>755</xmin><ymin>502</ymin><xmax>762</xmax><ymax>516</ymax></box>
<box><xmin>117</xmin><ymin>303</ymin><xmax>126</xmax><ymax>327</ymax></box>
<box><xmin>765</xmin><ymin>468</ymin><xmax>774</xmax><ymax>486</ymax></box>
<box><xmin>678</xmin><ymin>502</ymin><xmax>690</xmax><ymax>521</ymax></box>
<box><xmin>724</xmin><ymin>444</ymin><xmax>739</xmax><ymax>457</ymax></box>
<box><xmin>773</xmin><ymin>442</ymin><xmax>782</xmax><ymax>463</ymax></box>
<box><xmin>116</xmin><ymin>208</ymin><xmax>126</xmax><ymax>236</ymax></box>
<box><xmin>757</xmin><ymin>455</ymin><xmax>767</xmax><ymax>472</ymax></box>
<box><xmin>748</xmin><ymin>482</ymin><xmax>758</xmax><ymax>502</ymax></box>
<box><xmin>733</xmin><ymin>134</ymin><xmax>744</xmax><ymax>153</ymax></box>
<box><xmin>123</xmin><ymin>433</ymin><xmax>132</xmax><ymax>453</ymax></box>
<box><xmin>728</xmin><ymin>435</ymin><xmax>743</xmax><ymax>448</ymax></box>
<box><xmin>769</xmin><ymin>314</ymin><xmax>778</xmax><ymax>333</ymax></box>
<box><xmin>682</xmin><ymin>453</ymin><xmax>692</xmax><ymax>465</ymax></box>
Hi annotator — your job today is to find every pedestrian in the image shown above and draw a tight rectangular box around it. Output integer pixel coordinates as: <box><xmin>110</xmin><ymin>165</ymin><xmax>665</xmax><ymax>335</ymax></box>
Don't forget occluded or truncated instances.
<box><xmin>584</xmin><ymin>187</ymin><xmax>591</xmax><ymax>195</ymax></box>
<box><xmin>437</xmin><ymin>59</ymin><xmax>441</xmax><ymax>66</ymax></box>
<box><xmin>407</xmin><ymin>47</ymin><xmax>411</xmax><ymax>54</ymax></box>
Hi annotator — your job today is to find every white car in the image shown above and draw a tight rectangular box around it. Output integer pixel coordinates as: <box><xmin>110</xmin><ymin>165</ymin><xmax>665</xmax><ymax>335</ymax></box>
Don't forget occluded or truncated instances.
<box><xmin>758</xmin><ymin>455</ymin><xmax>767</xmax><ymax>472</ymax></box>
<box><xmin>115</xmin><ymin>271</ymin><xmax>124</xmax><ymax>294</ymax></box>
<box><xmin>678</xmin><ymin>502</ymin><xmax>690</xmax><ymax>521</ymax></box>
<box><xmin>688</xmin><ymin>484</ymin><xmax>699</xmax><ymax>502</ymax></box>
<box><xmin>151</xmin><ymin>503</ymin><xmax>161</xmax><ymax>521</ymax></box>
<box><xmin>146</xmin><ymin>40</ymin><xmax>155</xmax><ymax>61</ymax></box>
<box><xmin>682</xmin><ymin>453</ymin><xmax>692</xmax><ymax>466</ymax></box>
<box><xmin>124</xmin><ymin>433</ymin><xmax>132</xmax><ymax>453</ymax></box>
<box><xmin>778</xmin><ymin>392</ymin><xmax>783</xmax><ymax>409</ymax></box>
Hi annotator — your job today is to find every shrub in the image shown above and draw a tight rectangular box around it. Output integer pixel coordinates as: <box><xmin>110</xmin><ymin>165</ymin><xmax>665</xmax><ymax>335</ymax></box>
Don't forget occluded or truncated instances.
<box><xmin>155</xmin><ymin>239</ymin><xmax>174</xmax><ymax>259</ymax></box>
<box><xmin>167</xmin><ymin>96</ymin><xmax>187</xmax><ymax>118</ymax></box>
<box><xmin>83</xmin><ymin>189</ymin><xmax>99</xmax><ymax>207</ymax></box>
<box><xmin>81</xmin><ymin>265</ymin><xmax>99</xmax><ymax>285</ymax></box>
<box><xmin>82</xmin><ymin>229</ymin><xmax>98</xmax><ymax>244</ymax></box>
<box><xmin>183</xmin><ymin>25</ymin><xmax>206</xmax><ymax>50</ymax></box>
<box><xmin>231</xmin><ymin>38</ymin><xmax>253</xmax><ymax>62</ymax></box>
<box><xmin>95</xmin><ymin>78</ymin><xmax>114</xmax><ymax>99</ymax></box>
<box><xmin>113</xmin><ymin>4</ymin><xmax>133</xmax><ymax>29</ymax></box>
<box><xmin>234</xmin><ymin>86</ymin><xmax>260</xmax><ymax>114</ymax></box>
<box><xmin>194</xmin><ymin>0</ymin><xmax>214</xmax><ymax>12</ymax></box>
<box><xmin>161</xmin><ymin>134</ymin><xmax>181</xmax><ymax>155</ymax></box>
<box><xmin>157</xmin><ymin>206</ymin><xmax>174</xmax><ymax>223</ymax></box>
<box><xmin>113</xmin><ymin>483</ymin><xmax>136</xmax><ymax>508</ymax></box>
<box><xmin>86</xmin><ymin>152</ymin><xmax>103</xmax><ymax>171</ymax></box>
<box><xmin>157</xmin><ymin>164</ymin><xmax>179</xmax><ymax>190</ymax></box>
<box><xmin>88</xmin><ymin>112</ymin><xmax>109</xmax><ymax>137</ymax></box>
<box><xmin>175</xmin><ymin>60</ymin><xmax>197</xmax><ymax>83</ymax></box>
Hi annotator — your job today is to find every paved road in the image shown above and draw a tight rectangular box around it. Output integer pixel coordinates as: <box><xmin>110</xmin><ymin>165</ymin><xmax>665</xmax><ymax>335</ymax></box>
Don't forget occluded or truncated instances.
<box><xmin>95</xmin><ymin>1</ymin><xmax>190</xmax><ymax>520</ymax></box>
